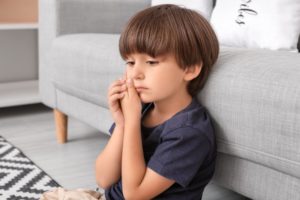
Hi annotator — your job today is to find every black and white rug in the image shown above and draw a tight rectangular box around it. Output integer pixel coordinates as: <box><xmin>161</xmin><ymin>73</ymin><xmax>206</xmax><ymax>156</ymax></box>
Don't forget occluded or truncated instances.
<box><xmin>0</xmin><ymin>136</ymin><xmax>60</xmax><ymax>200</ymax></box>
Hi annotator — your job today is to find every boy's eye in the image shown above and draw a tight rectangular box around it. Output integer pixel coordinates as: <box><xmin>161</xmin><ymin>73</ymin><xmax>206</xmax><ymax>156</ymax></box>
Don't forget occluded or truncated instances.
<box><xmin>126</xmin><ymin>61</ymin><xmax>135</xmax><ymax>66</ymax></box>
<box><xmin>147</xmin><ymin>61</ymin><xmax>159</xmax><ymax>65</ymax></box>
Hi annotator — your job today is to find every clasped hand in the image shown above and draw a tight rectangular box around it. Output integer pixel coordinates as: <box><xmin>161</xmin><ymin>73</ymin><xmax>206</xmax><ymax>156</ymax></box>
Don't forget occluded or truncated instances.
<box><xmin>108</xmin><ymin>78</ymin><xmax>142</xmax><ymax>127</ymax></box>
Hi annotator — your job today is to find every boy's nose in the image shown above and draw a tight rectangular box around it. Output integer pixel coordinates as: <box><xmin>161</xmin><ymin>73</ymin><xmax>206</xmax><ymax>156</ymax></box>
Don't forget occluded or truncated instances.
<box><xmin>131</xmin><ymin>67</ymin><xmax>145</xmax><ymax>80</ymax></box>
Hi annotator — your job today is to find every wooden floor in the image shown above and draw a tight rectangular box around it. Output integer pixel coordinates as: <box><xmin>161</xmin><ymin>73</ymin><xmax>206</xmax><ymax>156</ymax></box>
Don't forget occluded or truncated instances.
<box><xmin>0</xmin><ymin>103</ymin><xmax>250</xmax><ymax>200</ymax></box>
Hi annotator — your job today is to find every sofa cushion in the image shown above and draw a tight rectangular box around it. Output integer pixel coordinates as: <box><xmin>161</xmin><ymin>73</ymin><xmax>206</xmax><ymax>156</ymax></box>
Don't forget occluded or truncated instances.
<box><xmin>199</xmin><ymin>47</ymin><xmax>300</xmax><ymax>179</ymax></box>
<box><xmin>50</xmin><ymin>33</ymin><xmax>124</xmax><ymax>108</ymax></box>
<box><xmin>210</xmin><ymin>0</ymin><xmax>300</xmax><ymax>51</ymax></box>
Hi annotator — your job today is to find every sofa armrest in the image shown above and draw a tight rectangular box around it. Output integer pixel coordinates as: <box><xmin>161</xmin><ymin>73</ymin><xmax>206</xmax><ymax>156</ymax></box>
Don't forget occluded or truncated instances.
<box><xmin>39</xmin><ymin>0</ymin><xmax>150</xmax><ymax>66</ymax></box>
<box><xmin>38</xmin><ymin>0</ymin><xmax>150</xmax><ymax>108</ymax></box>
<box><xmin>39</xmin><ymin>0</ymin><xmax>150</xmax><ymax>65</ymax></box>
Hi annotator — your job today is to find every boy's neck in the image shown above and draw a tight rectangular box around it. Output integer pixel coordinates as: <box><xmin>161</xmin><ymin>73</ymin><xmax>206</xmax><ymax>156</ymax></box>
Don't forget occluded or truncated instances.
<box><xmin>152</xmin><ymin>93</ymin><xmax>193</xmax><ymax>120</ymax></box>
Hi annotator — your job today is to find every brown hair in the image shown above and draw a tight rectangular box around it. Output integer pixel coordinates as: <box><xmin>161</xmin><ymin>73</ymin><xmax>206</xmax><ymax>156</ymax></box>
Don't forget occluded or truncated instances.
<box><xmin>119</xmin><ymin>4</ymin><xmax>219</xmax><ymax>96</ymax></box>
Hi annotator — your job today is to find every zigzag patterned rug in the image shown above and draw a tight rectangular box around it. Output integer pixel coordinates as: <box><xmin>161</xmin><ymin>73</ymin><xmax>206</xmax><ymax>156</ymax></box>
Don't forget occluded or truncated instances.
<box><xmin>0</xmin><ymin>136</ymin><xmax>60</xmax><ymax>200</ymax></box>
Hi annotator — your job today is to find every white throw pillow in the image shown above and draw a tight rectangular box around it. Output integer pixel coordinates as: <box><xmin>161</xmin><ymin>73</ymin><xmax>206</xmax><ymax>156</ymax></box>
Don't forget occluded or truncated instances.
<box><xmin>151</xmin><ymin>0</ymin><xmax>214</xmax><ymax>20</ymax></box>
<box><xmin>210</xmin><ymin>0</ymin><xmax>300</xmax><ymax>51</ymax></box>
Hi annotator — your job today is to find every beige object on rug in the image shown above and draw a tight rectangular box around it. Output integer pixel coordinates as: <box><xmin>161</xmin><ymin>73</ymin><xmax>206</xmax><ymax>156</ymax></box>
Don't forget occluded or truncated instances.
<box><xmin>40</xmin><ymin>187</ymin><xmax>105</xmax><ymax>200</ymax></box>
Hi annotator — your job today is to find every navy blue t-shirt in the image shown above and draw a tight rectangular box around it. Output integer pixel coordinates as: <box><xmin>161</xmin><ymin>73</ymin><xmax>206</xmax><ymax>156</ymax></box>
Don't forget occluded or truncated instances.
<box><xmin>105</xmin><ymin>98</ymin><xmax>216</xmax><ymax>200</ymax></box>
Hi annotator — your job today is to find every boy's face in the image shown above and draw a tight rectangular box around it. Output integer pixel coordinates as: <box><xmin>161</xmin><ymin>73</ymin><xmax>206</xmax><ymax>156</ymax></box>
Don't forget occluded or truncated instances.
<box><xmin>125</xmin><ymin>53</ymin><xmax>190</xmax><ymax>103</ymax></box>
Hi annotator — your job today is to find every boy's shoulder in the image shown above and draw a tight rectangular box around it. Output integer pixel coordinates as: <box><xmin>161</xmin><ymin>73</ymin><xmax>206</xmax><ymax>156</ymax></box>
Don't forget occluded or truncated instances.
<box><xmin>160</xmin><ymin>99</ymin><xmax>215</xmax><ymax>143</ymax></box>
<box><xmin>163</xmin><ymin>98</ymin><xmax>210</xmax><ymax>128</ymax></box>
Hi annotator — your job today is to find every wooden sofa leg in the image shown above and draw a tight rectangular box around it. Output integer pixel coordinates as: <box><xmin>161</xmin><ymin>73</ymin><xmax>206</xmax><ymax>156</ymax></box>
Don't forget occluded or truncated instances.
<box><xmin>54</xmin><ymin>109</ymin><xmax>68</xmax><ymax>144</ymax></box>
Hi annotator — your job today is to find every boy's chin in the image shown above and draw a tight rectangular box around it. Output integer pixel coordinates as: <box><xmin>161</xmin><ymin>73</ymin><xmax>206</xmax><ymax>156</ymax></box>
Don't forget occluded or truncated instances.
<box><xmin>140</xmin><ymin>99</ymin><xmax>151</xmax><ymax>104</ymax></box>
<box><xmin>139</xmin><ymin>96</ymin><xmax>152</xmax><ymax>104</ymax></box>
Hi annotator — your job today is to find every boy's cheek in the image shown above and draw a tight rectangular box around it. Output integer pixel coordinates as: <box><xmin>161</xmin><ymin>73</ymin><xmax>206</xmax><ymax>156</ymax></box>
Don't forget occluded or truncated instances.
<box><xmin>126</xmin><ymin>73</ymin><xmax>135</xmax><ymax>84</ymax></box>
<box><xmin>125</xmin><ymin>68</ymin><xmax>131</xmax><ymax>77</ymax></box>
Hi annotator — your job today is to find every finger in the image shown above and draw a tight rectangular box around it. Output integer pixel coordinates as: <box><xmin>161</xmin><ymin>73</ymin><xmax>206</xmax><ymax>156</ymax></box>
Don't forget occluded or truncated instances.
<box><xmin>119</xmin><ymin>77</ymin><xmax>126</xmax><ymax>84</ymax></box>
<box><xmin>108</xmin><ymin>82</ymin><xmax>121</xmax><ymax>95</ymax></box>
<box><xmin>126</xmin><ymin>78</ymin><xmax>136</xmax><ymax>97</ymax></box>
<box><xmin>126</xmin><ymin>78</ymin><xmax>134</xmax><ymax>88</ymax></box>
<box><xmin>109</xmin><ymin>85</ymin><xmax>126</xmax><ymax>96</ymax></box>
<box><xmin>108</xmin><ymin>84</ymin><xmax>127</xmax><ymax>97</ymax></box>
<box><xmin>109</xmin><ymin>93</ymin><xmax>125</xmax><ymax>106</ymax></box>
<box><xmin>109</xmin><ymin>79</ymin><xmax>126</xmax><ymax>89</ymax></box>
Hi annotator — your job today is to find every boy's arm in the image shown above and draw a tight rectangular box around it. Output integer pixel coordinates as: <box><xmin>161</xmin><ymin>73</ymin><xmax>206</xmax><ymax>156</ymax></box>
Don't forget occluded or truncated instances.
<box><xmin>95</xmin><ymin>78</ymin><xmax>127</xmax><ymax>189</ymax></box>
<box><xmin>122</xmin><ymin>121</ymin><xmax>175</xmax><ymax>199</ymax></box>
<box><xmin>95</xmin><ymin>124</ymin><xmax>124</xmax><ymax>189</ymax></box>
<box><xmin>121</xmin><ymin>79</ymin><xmax>175</xmax><ymax>199</ymax></box>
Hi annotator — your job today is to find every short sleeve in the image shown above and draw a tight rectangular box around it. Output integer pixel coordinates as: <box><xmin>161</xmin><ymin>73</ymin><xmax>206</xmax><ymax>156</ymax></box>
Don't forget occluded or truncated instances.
<box><xmin>109</xmin><ymin>123</ymin><xmax>116</xmax><ymax>135</ymax></box>
<box><xmin>147</xmin><ymin>127</ymin><xmax>211</xmax><ymax>187</ymax></box>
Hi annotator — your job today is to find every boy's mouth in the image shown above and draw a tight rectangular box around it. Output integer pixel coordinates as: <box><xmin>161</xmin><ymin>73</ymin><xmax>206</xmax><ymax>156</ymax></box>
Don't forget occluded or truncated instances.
<box><xmin>135</xmin><ymin>86</ymin><xmax>148</xmax><ymax>92</ymax></box>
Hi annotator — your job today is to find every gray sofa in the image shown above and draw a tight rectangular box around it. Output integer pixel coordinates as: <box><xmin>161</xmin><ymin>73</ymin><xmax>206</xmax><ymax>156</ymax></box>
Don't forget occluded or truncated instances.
<box><xmin>39</xmin><ymin>0</ymin><xmax>300</xmax><ymax>199</ymax></box>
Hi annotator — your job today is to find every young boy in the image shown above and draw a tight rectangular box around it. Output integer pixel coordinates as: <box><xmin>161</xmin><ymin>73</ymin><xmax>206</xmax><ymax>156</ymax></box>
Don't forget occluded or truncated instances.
<box><xmin>95</xmin><ymin>4</ymin><xmax>219</xmax><ymax>200</ymax></box>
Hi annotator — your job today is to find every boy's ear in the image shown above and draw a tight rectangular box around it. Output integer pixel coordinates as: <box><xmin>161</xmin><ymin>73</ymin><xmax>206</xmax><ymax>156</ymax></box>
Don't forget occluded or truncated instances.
<box><xmin>183</xmin><ymin>63</ymin><xmax>202</xmax><ymax>81</ymax></box>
